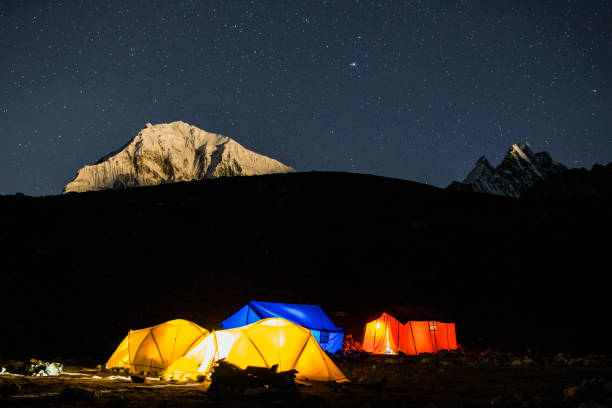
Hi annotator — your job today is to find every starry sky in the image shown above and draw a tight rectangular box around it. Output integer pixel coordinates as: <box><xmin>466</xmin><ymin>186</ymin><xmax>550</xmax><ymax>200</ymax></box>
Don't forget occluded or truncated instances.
<box><xmin>1</xmin><ymin>0</ymin><xmax>611</xmax><ymax>196</ymax></box>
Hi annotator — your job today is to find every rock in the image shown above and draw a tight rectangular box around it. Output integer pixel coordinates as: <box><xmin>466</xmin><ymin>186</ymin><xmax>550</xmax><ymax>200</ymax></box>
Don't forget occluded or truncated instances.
<box><xmin>105</xmin><ymin>396</ymin><xmax>125</xmax><ymax>408</ymax></box>
<box><xmin>44</xmin><ymin>362</ymin><xmax>62</xmax><ymax>376</ymax></box>
<box><xmin>522</xmin><ymin>358</ymin><xmax>534</xmax><ymax>365</ymax></box>
<box><xmin>419</xmin><ymin>358</ymin><xmax>431</xmax><ymax>364</ymax></box>
<box><xmin>456</xmin><ymin>398</ymin><xmax>478</xmax><ymax>408</ymax></box>
<box><xmin>60</xmin><ymin>386</ymin><xmax>100</xmax><ymax>401</ymax></box>
<box><xmin>28</xmin><ymin>359</ymin><xmax>63</xmax><ymax>376</ymax></box>
<box><xmin>564</xmin><ymin>384</ymin><xmax>587</xmax><ymax>398</ymax></box>
<box><xmin>130</xmin><ymin>375</ymin><xmax>146</xmax><ymax>383</ymax></box>
<box><xmin>360</xmin><ymin>374</ymin><xmax>387</xmax><ymax>390</ymax></box>
<box><xmin>208</xmin><ymin>361</ymin><xmax>297</xmax><ymax>395</ymax></box>
<box><xmin>511</xmin><ymin>359</ymin><xmax>522</xmax><ymax>366</ymax></box>
<box><xmin>4</xmin><ymin>360</ymin><xmax>26</xmax><ymax>374</ymax></box>
<box><xmin>490</xmin><ymin>395</ymin><xmax>504</xmax><ymax>406</ymax></box>
<box><xmin>0</xmin><ymin>379</ymin><xmax>21</xmax><ymax>396</ymax></box>
<box><xmin>292</xmin><ymin>395</ymin><xmax>328</xmax><ymax>408</ymax></box>
<box><xmin>243</xmin><ymin>387</ymin><xmax>268</xmax><ymax>396</ymax></box>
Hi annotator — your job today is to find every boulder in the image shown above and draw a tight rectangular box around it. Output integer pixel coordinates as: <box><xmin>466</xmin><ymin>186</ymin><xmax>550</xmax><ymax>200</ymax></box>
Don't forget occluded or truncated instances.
<box><xmin>28</xmin><ymin>359</ymin><xmax>63</xmax><ymax>376</ymax></box>
<box><xmin>208</xmin><ymin>361</ymin><xmax>297</xmax><ymax>395</ymax></box>
<box><xmin>60</xmin><ymin>386</ymin><xmax>100</xmax><ymax>401</ymax></box>
<box><xmin>0</xmin><ymin>379</ymin><xmax>21</xmax><ymax>396</ymax></box>
<box><xmin>563</xmin><ymin>384</ymin><xmax>587</xmax><ymax>398</ymax></box>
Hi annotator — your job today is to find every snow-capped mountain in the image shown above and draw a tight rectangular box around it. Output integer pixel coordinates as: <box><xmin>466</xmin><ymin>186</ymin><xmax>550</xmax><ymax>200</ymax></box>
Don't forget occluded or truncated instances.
<box><xmin>63</xmin><ymin>121</ymin><xmax>294</xmax><ymax>193</ymax></box>
<box><xmin>448</xmin><ymin>142</ymin><xmax>567</xmax><ymax>198</ymax></box>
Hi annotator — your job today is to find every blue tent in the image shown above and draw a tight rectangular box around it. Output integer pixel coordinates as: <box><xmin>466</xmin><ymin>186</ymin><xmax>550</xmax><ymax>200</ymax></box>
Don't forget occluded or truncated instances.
<box><xmin>221</xmin><ymin>301</ymin><xmax>345</xmax><ymax>353</ymax></box>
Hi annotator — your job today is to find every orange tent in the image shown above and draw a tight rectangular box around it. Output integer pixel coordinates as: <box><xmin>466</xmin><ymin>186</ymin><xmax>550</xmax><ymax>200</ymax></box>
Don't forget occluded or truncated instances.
<box><xmin>106</xmin><ymin>319</ymin><xmax>209</xmax><ymax>376</ymax></box>
<box><xmin>362</xmin><ymin>306</ymin><xmax>458</xmax><ymax>355</ymax></box>
<box><xmin>163</xmin><ymin>318</ymin><xmax>347</xmax><ymax>383</ymax></box>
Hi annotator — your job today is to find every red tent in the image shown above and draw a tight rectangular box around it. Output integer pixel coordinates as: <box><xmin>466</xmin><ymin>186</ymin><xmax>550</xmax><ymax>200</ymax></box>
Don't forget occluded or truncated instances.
<box><xmin>362</xmin><ymin>306</ymin><xmax>458</xmax><ymax>355</ymax></box>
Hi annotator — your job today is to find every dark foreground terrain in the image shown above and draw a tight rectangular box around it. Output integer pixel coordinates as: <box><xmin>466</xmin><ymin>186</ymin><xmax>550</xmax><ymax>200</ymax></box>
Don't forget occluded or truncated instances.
<box><xmin>1</xmin><ymin>167</ymin><xmax>612</xmax><ymax>358</ymax></box>
<box><xmin>2</xmin><ymin>351</ymin><xmax>612</xmax><ymax>407</ymax></box>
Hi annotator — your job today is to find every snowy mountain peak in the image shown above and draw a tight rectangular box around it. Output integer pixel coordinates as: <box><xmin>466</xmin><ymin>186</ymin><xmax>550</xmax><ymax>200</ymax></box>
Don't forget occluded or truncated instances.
<box><xmin>63</xmin><ymin>121</ymin><xmax>294</xmax><ymax>193</ymax></box>
<box><xmin>506</xmin><ymin>142</ymin><xmax>535</xmax><ymax>163</ymax></box>
<box><xmin>448</xmin><ymin>142</ymin><xmax>567</xmax><ymax>198</ymax></box>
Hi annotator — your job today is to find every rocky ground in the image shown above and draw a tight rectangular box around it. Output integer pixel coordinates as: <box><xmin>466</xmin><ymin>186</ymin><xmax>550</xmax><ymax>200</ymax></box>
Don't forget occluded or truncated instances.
<box><xmin>1</xmin><ymin>351</ymin><xmax>611</xmax><ymax>407</ymax></box>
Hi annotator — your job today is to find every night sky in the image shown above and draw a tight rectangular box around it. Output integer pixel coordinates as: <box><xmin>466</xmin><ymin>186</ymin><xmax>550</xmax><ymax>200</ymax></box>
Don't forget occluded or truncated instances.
<box><xmin>1</xmin><ymin>0</ymin><xmax>611</xmax><ymax>196</ymax></box>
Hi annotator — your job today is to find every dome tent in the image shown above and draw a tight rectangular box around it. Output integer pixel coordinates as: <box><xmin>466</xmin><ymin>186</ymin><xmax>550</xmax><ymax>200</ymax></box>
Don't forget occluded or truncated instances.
<box><xmin>362</xmin><ymin>306</ymin><xmax>458</xmax><ymax>355</ymax></box>
<box><xmin>163</xmin><ymin>318</ymin><xmax>348</xmax><ymax>383</ymax></box>
<box><xmin>106</xmin><ymin>319</ymin><xmax>209</xmax><ymax>375</ymax></box>
<box><xmin>221</xmin><ymin>301</ymin><xmax>344</xmax><ymax>353</ymax></box>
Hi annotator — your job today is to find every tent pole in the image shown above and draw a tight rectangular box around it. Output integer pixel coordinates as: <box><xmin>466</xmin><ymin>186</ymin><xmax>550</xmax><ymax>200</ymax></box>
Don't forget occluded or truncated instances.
<box><xmin>408</xmin><ymin>321</ymin><xmax>417</xmax><ymax>354</ymax></box>
<box><xmin>396</xmin><ymin>317</ymin><xmax>400</xmax><ymax>354</ymax></box>
<box><xmin>429</xmin><ymin>321</ymin><xmax>438</xmax><ymax>352</ymax></box>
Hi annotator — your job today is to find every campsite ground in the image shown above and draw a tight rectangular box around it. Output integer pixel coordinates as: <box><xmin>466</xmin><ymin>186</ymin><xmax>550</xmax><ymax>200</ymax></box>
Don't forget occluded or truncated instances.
<box><xmin>2</xmin><ymin>351</ymin><xmax>611</xmax><ymax>407</ymax></box>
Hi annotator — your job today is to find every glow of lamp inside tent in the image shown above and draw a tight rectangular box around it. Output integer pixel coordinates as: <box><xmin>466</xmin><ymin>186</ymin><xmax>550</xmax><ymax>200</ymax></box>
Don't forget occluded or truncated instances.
<box><xmin>376</xmin><ymin>322</ymin><xmax>381</xmax><ymax>329</ymax></box>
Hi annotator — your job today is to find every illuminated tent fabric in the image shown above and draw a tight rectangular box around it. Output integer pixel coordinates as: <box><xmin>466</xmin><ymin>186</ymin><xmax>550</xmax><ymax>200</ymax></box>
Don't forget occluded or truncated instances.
<box><xmin>362</xmin><ymin>306</ymin><xmax>458</xmax><ymax>355</ymax></box>
<box><xmin>221</xmin><ymin>301</ymin><xmax>344</xmax><ymax>353</ymax></box>
<box><xmin>105</xmin><ymin>319</ymin><xmax>209</xmax><ymax>375</ymax></box>
<box><xmin>163</xmin><ymin>318</ymin><xmax>348</xmax><ymax>382</ymax></box>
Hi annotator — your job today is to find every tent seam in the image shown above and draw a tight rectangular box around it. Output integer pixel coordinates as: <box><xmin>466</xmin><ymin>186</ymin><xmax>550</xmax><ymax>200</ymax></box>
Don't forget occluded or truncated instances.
<box><xmin>131</xmin><ymin>331</ymin><xmax>151</xmax><ymax>373</ymax></box>
<box><xmin>290</xmin><ymin>333</ymin><xmax>311</xmax><ymax>371</ymax></box>
<box><xmin>183</xmin><ymin>328</ymin><xmax>209</xmax><ymax>356</ymax></box>
<box><xmin>150</xmin><ymin>330</ymin><xmax>165</xmax><ymax>369</ymax></box>
<box><xmin>407</xmin><ymin>321</ymin><xmax>418</xmax><ymax>354</ymax></box>
<box><xmin>246</xmin><ymin>332</ymin><xmax>270</xmax><ymax>368</ymax></box>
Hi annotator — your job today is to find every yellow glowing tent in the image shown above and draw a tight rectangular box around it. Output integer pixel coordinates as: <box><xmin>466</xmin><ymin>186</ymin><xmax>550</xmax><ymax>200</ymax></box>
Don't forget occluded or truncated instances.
<box><xmin>163</xmin><ymin>318</ymin><xmax>348</xmax><ymax>383</ymax></box>
<box><xmin>106</xmin><ymin>319</ymin><xmax>209</xmax><ymax>376</ymax></box>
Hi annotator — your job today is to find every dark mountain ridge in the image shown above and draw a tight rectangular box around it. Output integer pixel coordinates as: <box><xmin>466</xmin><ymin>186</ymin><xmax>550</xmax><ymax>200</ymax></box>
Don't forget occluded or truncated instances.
<box><xmin>1</xmin><ymin>171</ymin><xmax>610</xmax><ymax>361</ymax></box>
<box><xmin>525</xmin><ymin>162</ymin><xmax>612</xmax><ymax>198</ymax></box>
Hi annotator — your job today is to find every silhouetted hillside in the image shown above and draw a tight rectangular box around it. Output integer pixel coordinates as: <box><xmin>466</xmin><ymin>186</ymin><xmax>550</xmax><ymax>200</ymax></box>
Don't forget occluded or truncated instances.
<box><xmin>1</xmin><ymin>171</ymin><xmax>610</xmax><ymax>361</ymax></box>
<box><xmin>524</xmin><ymin>162</ymin><xmax>612</xmax><ymax>198</ymax></box>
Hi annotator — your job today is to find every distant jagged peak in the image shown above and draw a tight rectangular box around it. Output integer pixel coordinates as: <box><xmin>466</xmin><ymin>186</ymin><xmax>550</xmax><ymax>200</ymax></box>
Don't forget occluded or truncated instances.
<box><xmin>464</xmin><ymin>155</ymin><xmax>494</xmax><ymax>184</ymax></box>
<box><xmin>506</xmin><ymin>142</ymin><xmax>535</xmax><ymax>163</ymax></box>
<box><xmin>447</xmin><ymin>141</ymin><xmax>567</xmax><ymax>198</ymax></box>
<box><xmin>63</xmin><ymin>121</ymin><xmax>294</xmax><ymax>193</ymax></box>
<box><xmin>475</xmin><ymin>155</ymin><xmax>492</xmax><ymax>167</ymax></box>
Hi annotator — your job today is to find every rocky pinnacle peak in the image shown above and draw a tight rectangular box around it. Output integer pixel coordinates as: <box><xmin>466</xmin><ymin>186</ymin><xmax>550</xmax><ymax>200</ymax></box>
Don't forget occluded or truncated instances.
<box><xmin>449</xmin><ymin>142</ymin><xmax>567</xmax><ymax>198</ymax></box>
<box><xmin>475</xmin><ymin>156</ymin><xmax>492</xmax><ymax>166</ymax></box>
<box><xmin>507</xmin><ymin>142</ymin><xmax>535</xmax><ymax>162</ymax></box>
